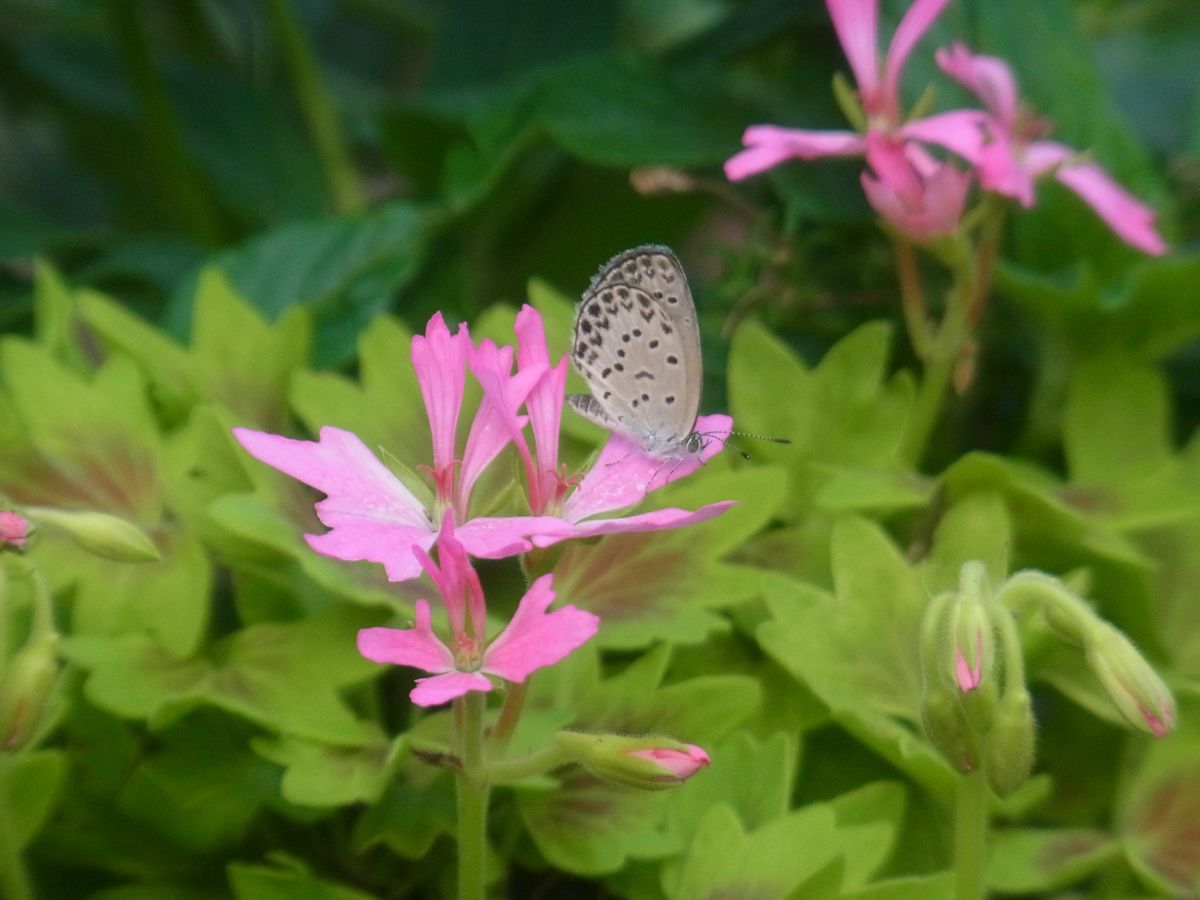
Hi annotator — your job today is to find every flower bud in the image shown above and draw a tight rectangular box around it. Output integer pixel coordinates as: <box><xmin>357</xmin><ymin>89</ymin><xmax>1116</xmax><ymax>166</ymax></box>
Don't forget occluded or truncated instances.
<box><xmin>0</xmin><ymin>510</ymin><xmax>29</xmax><ymax>551</ymax></box>
<box><xmin>555</xmin><ymin>732</ymin><xmax>710</xmax><ymax>790</ymax></box>
<box><xmin>950</xmin><ymin>563</ymin><xmax>995</xmax><ymax>694</ymax></box>
<box><xmin>919</xmin><ymin>688</ymin><xmax>980</xmax><ymax>774</ymax></box>
<box><xmin>0</xmin><ymin>634</ymin><xmax>61</xmax><ymax>751</ymax></box>
<box><xmin>1085</xmin><ymin>623</ymin><xmax>1175</xmax><ymax>738</ymax></box>
<box><xmin>983</xmin><ymin>688</ymin><xmax>1036</xmax><ymax>796</ymax></box>
<box><xmin>26</xmin><ymin>508</ymin><xmax>160</xmax><ymax>562</ymax></box>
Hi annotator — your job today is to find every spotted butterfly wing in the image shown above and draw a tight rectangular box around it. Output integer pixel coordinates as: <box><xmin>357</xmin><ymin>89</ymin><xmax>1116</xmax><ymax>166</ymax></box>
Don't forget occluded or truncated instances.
<box><xmin>568</xmin><ymin>245</ymin><xmax>703</xmax><ymax>458</ymax></box>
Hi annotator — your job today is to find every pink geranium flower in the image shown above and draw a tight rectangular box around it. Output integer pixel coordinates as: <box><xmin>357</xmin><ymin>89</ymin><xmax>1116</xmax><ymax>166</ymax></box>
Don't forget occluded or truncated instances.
<box><xmin>356</xmin><ymin>516</ymin><xmax>599</xmax><ymax>706</ymax></box>
<box><xmin>233</xmin><ymin>313</ymin><xmax>563</xmax><ymax>581</ymax></box>
<box><xmin>478</xmin><ymin>305</ymin><xmax>736</xmax><ymax>546</ymax></box>
<box><xmin>860</xmin><ymin>133</ymin><xmax>972</xmax><ymax>241</ymax></box>
<box><xmin>933</xmin><ymin>42</ymin><xmax>1166</xmax><ymax>255</ymax></box>
<box><xmin>725</xmin><ymin>0</ymin><xmax>983</xmax><ymax>182</ymax></box>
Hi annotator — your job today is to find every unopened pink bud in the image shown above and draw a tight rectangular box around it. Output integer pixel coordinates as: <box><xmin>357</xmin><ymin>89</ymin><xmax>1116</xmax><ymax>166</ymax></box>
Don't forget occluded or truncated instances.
<box><xmin>1086</xmin><ymin>623</ymin><xmax>1175</xmax><ymax>738</ymax></box>
<box><xmin>627</xmin><ymin>744</ymin><xmax>711</xmax><ymax>783</ymax></box>
<box><xmin>556</xmin><ymin>732</ymin><xmax>711</xmax><ymax>791</ymax></box>
<box><xmin>0</xmin><ymin>510</ymin><xmax>28</xmax><ymax>550</ymax></box>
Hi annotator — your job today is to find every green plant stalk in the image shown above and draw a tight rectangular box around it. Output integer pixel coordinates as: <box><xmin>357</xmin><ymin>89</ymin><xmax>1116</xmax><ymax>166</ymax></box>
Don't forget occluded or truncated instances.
<box><xmin>0</xmin><ymin>758</ymin><xmax>33</xmax><ymax>900</ymax></box>
<box><xmin>487</xmin><ymin>744</ymin><xmax>570</xmax><ymax>784</ymax></box>
<box><xmin>486</xmin><ymin>680</ymin><xmax>528</xmax><ymax>758</ymax></box>
<box><xmin>104</xmin><ymin>0</ymin><xmax>224</xmax><ymax>246</ymax></box>
<box><xmin>455</xmin><ymin>692</ymin><xmax>489</xmax><ymax>900</ymax></box>
<box><xmin>954</xmin><ymin>767</ymin><xmax>989</xmax><ymax>900</ymax></box>
<box><xmin>261</xmin><ymin>0</ymin><xmax>367</xmax><ymax>213</ymax></box>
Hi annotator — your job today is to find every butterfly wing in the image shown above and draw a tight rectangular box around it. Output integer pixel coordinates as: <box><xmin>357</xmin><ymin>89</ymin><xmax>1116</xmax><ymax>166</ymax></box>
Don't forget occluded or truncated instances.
<box><xmin>569</xmin><ymin>245</ymin><xmax>701</xmax><ymax>456</ymax></box>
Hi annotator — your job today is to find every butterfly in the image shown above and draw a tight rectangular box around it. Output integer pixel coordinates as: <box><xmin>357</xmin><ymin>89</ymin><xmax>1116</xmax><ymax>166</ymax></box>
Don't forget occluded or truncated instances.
<box><xmin>567</xmin><ymin>245</ymin><xmax>706</xmax><ymax>459</ymax></box>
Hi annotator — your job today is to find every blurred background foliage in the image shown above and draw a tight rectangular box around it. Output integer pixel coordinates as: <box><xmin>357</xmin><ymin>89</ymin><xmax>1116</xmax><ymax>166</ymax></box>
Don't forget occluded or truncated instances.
<box><xmin>1</xmin><ymin>0</ymin><xmax>1197</xmax><ymax>463</ymax></box>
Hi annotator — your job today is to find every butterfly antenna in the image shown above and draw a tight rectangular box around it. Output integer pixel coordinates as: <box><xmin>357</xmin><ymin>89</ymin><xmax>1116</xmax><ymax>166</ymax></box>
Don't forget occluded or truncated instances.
<box><xmin>729</xmin><ymin>430</ymin><xmax>791</xmax><ymax>445</ymax></box>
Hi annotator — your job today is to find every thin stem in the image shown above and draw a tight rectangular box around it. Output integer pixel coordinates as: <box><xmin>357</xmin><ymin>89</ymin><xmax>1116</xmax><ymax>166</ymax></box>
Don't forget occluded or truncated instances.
<box><xmin>487</xmin><ymin>744</ymin><xmax>570</xmax><ymax>785</ymax></box>
<box><xmin>898</xmin><ymin>340</ymin><xmax>957</xmax><ymax>469</ymax></box>
<box><xmin>893</xmin><ymin>238</ymin><xmax>934</xmax><ymax>360</ymax></box>
<box><xmin>104</xmin><ymin>0</ymin><xmax>224</xmax><ymax>246</ymax></box>
<box><xmin>954</xmin><ymin>768</ymin><xmax>989</xmax><ymax>900</ymax></box>
<box><xmin>454</xmin><ymin>692</ymin><xmax>489</xmax><ymax>900</ymax></box>
<box><xmin>261</xmin><ymin>0</ymin><xmax>367</xmax><ymax>213</ymax></box>
<box><xmin>486</xmin><ymin>681</ymin><xmax>527</xmax><ymax>758</ymax></box>
<box><xmin>0</xmin><ymin>757</ymin><xmax>34</xmax><ymax>900</ymax></box>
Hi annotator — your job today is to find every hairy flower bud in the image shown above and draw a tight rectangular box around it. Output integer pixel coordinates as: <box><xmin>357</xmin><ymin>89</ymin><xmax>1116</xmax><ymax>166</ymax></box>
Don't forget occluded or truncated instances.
<box><xmin>1085</xmin><ymin>623</ymin><xmax>1175</xmax><ymax>738</ymax></box>
<box><xmin>25</xmin><ymin>508</ymin><xmax>160</xmax><ymax>562</ymax></box>
<box><xmin>0</xmin><ymin>634</ymin><xmax>60</xmax><ymax>751</ymax></box>
<box><xmin>983</xmin><ymin>688</ymin><xmax>1036</xmax><ymax>796</ymax></box>
<box><xmin>555</xmin><ymin>732</ymin><xmax>710</xmax><ymax>790</ymax></box>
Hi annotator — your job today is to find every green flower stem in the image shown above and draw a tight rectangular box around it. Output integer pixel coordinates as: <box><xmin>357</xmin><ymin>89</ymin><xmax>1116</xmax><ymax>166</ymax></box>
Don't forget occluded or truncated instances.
<box><xmin>954</xmin><ymin>767</ymin><xmax>989</xmax><ymax>900</ymax></box>
<box><xmin>261</xmin><ymin>0</ymin><xmax>367</xmax><ymax>214</ymax></box>
<box><xmin>455</xmin><ymin>692</ymin><xmax>489</xmax><ymax>900</ymax></box>
<box><xmin>893</xmin><ymin>238</ymin><xmax>934</xmax><ymax>360</ymax></box>
<box><xmin>0</xmin><ymin>758</ymin><xmax>33</xmax><ymax>900</ymax></box>
<box><xmin>486</xmin><ymin>680</ymin><xmax>528</xmax><ymax>758</ymax></box>
<box><xmin>104</xmin><ymin>0</ymin><xmax>224</xmax><ymax>246</ymax></box>
<box><xmin>997</xmin><ymin>571</ymin><xmax>1094</xmax><ymax>646</ymax></box>
<box><xmin>487</xmin><ymin>744</ymin><xmax>570</xmax><ymax>785</ymax></box>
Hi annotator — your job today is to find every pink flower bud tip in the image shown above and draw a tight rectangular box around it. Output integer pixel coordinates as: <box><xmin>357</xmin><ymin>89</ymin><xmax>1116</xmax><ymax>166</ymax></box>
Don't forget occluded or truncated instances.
<box><xmin>0</xmin><ymin>511</ymin><xmax>28</xmax><ymax>550</ymax></box>
<box><xmin>628</xmin><ymin>744</ymin><xmax>711</xmax><ymax>783</ymax></box>
<box><xmin>955</xmin><ymin>632</ymin><xmax>985</xmax><ymax>692</ymax></box>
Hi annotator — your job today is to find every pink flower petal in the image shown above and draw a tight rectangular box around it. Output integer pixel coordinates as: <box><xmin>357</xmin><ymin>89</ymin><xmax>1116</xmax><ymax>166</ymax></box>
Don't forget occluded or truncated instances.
<box><xmin>357</xmin><ymin>599</ymin><xmax>455</xmax><ymax>674</ymax></box>
<box><xmin>482</xmin><ymin>575</ymin><xmax>599</xmax><ymax>683</ymax></box>
<box><xmin>411</xmin><ymin>313</ymin><xmax>470</xmax><ymax>474</ymax></box>
<box><xmin>454</xmin><ymin>515</ymin><xmax>567</xmax><ymax>558</ymax></box>
<box><xmin>935</xmin><ymin>43</ymin><xmax>1018</xmax><ymax>125</ymax></box>
<box><xmin>410</xmin><ymin>670</ymin><xmax>495</xmax><ymax>707</ymax></box>
<box><xmin>825</xmin><ymin>0</ymin><xmax>879</xmax><ymax>99</ymax></box>
<box><xmin>900</xmin><ymin>109</ymin><xmax>991</xmax><ymax>163</ymax></box>
<box><xmin>860</xmin><ymin>132</ymin><xmax>970</xmax><ymax>241</ymax></box>
<box><xmin>529</xmin><ymin>501</ymin><xmax>737</xmax><ymax>549</ymax></box>
<box><xmin>414</xmin><ymin>515</ymin><xmax>486</xmax><ymax>639</ymax></box>
<box><xmin>725</xmin><ymin>127</ymin><xmax>867</xmax><ymax>180</ymax></box>
<box><xmin>882</xmin><ymin>0</ymin><xmax>953</xmax><ymax>118</ymax></box>
<box><xmin>563</xmin><ymin>414</ymin><xmax>732</xmax><ymax>522</ymax></box>
<box><xmin>233</xmin><ymin>426</ymin><xmax>435</xmax><ymax>581</ymax></box>
<box><xmin>461</xmin><ymin>340</ymin><xmax>546</xmax><ymax>503</ymax></box>
<box><xmin>1047</xmin><ymin>151</ymin><xmax>1168</xmax><ymax>256</ymax></box>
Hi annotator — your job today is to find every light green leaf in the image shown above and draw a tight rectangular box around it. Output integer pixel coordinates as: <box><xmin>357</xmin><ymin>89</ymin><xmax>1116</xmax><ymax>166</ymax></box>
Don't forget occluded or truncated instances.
<box><xmin>63</xmin><ymin>604</ymin><xmax>386</xmax><ymax>744</ymax></box>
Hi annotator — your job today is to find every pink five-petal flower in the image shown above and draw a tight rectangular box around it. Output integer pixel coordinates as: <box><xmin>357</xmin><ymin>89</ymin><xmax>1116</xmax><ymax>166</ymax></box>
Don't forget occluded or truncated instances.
<box><xmin>725</xmin><ymin>0</ymin><xmax>958</xmax><ymax>181</ymax></box>
<box><xmin>356</xmin><ymin>518</ymin><xmax>598</xmax><ymax>707</ymax></box>
<box><xmin>469</xmin><ymin>306</ymin><xmax>736</xmax><ymax>544</ymax></box>
<box><xmin>934</xmin><ymin>42</ymin><xmax>1167</xmax><ymax>255</ymax></box>
<box><xmin>530</xmin><ymin>413</ymin><xmax>737</xmax><ymax>548</ymax></box>
<box><xmin>861</xmin><ymin>133</ymin><xmax>971</xmax><ymax>241</ymax></box>
<box><xmin>232</xmin><ymin>425</ymin><xmax>562</xmax><ymax>582</ymax></box>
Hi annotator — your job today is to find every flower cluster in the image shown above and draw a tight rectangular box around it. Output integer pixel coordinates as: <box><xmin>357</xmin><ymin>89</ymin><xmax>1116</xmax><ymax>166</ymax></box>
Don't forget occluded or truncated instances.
<box><xmin>234</xmin><ymin>305</ymin><xmax>732</xmax><ymax>702</ymax></box>
<box><xmin>725</xmin><ymin>0</ymin><xmax>1166</xmax><ymax>253</ymax></box>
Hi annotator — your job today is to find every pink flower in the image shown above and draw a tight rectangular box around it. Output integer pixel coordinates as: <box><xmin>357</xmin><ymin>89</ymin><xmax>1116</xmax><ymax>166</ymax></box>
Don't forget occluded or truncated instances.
<box><xmin>474</xmin><ymin>305</ymin><xmax>737</xmax><ymax>546</ymax></box>
<box><xmin>934</xmin><ymin>42</ymin><xmax>1167</xmax><ymax>255</ymax></box>
<box><xmin>233</xmin><ymin>313</ymin><xmax>562</xmax><ymax>582</ymax></box>
<box><xmin>725</xmin><ymin>0</ymin><xmax>981</xmax><ymax>181</ymax></box>
<box><xmin>627</xmin><ymin>743</ymin><xmax>712</xmax><ymax>784</ymax></box>
<box><xmin>860</xmin><ymin>133</ymin><xmax>972</xmax><ymax>241</ymax></box>
<box><xmin>954</xmin><ymin>632</ymin><xmax>985</xmax><ymax>692</ymax></box>
<box><xmin>530</xmin><ymin>413</ymin><xmax>737</xmax><ymax>547</ymax></box>
<box><xmin>356</xmin><ymin>517</ymin><xmax>599</xmax><ymax>706</ymax></box>
<box><xmin>0</xmin><ymin>510</ymin><xmax>28</xmax><ymax>550</ymax></box>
